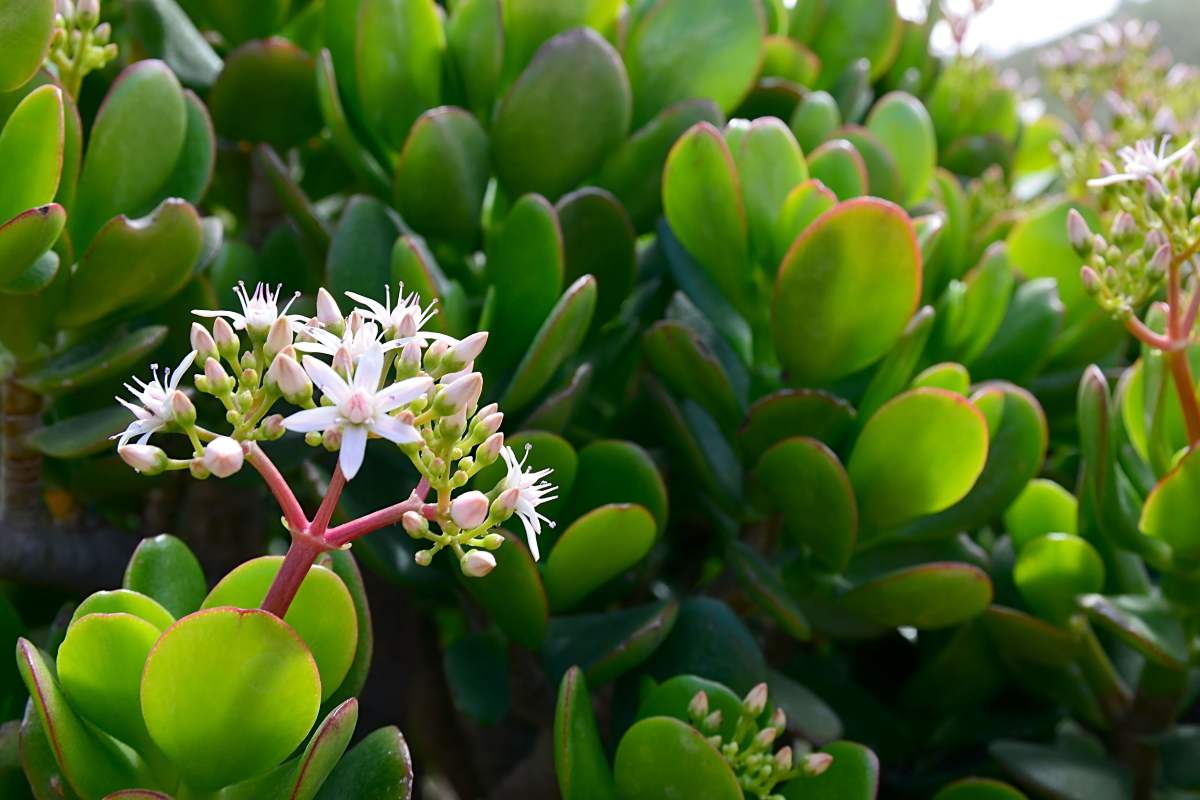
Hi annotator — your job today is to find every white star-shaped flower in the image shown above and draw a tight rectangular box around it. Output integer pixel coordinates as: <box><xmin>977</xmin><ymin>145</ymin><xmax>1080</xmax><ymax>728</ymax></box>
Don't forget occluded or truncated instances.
<box><xmin>294</xmin><ymin>319</ymin><xmax>399</xmax><ymax>363</ymax></box>
<box><xmin>345</xmin><ymin>284</ymin><xmax>449</xmax><ymax>343</ymax></box>
<box><xmin>193</xmin><ymin>282</ymin><xmax>306</xmax><ymax>334</ymax></box>
<box><xmin>1088</xmin><ymin>136</ymin><xmax>1198</xmax><ymax>187</ymax></box>
<box><xmin>281</xmin><ymin>351</ymin><xmax>432</xmax><ymax>479</ymax></box>
<box><xmin>500</xmin><ymin>445</ymin><xmax>557</xmax><ymax>560</ymax></box>
<box><xmin>112</xmin><ymin>351</ymin><xmax>197</xmax><ymax>447</ymax></box>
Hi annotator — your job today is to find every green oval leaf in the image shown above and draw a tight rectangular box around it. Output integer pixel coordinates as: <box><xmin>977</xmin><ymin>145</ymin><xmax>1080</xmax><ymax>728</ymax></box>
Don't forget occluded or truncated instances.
<box><xmin>645</xmin><ymin>597</ymin><xmax>765</xmax><ymax>694</ymax></box>
<box><xmin>614</xmin><ymin>716</ymin><xmax>742</xmax><ymax>800</ymax></box>
<box><xmin>141</xmin><ymin>608</ymin><xmax>321</xmax><ymax>790</ymax></box>
<box><xmin>807</xmin><ymin>139</ymin><xmax>867</xmax><ymax>200</ymax></box>
<box><xmin>730</xmin><ymin>117</ymin><xmax>808</xmax><ymax>267</ymax></box>
<box><xmin>1014</xmin><ymin>533</ymin><xmax>1105</xmax><ymax>625</ymax></box>
<box><xmin>0</xmin><ymin>0</ymin><xmax>55</xmax><ymax>92</ymax></box>
<box><xmin>0</xmin><ymin>84</ymin><xmax>63</xmax><ymax>225</ymax></box>
<box><xmin>18</xmin><ymin>325</ymin><xmax>167</xmax><ymax>395</ymax></box>
<box><xmin>123</xmin><ymin>534</ymin><xmax>208</xmax><ymax>619</ymax></box>
<box><xmin>71</xmin><ymin>589</ymin><xmax>175</xmax><ymax>632</ymax></box>
<box><xmin>983</xmin><ymin>605</ymin><xmax>1080</xmax><ymax>668</ymax></box>
<box><xmin>728</xmin><ymin>541</ymin><xmax>812</xmax><ymax>639</ymax></box>
<box><xmin>789</xmin><ymin>89</ymin><xmax>841</xmax><ymax>153</ymax></box>
<box><xmin>1079</xmin><ymin>593</ymin><xmax>1188</xmax><ymax>670</ymax></box>
<box><xmin>774</xmin><ymin>179</ymin><xmax>838</xmax><ymax>265</ymax></box>
<box><xmin>126</xmin><ymin>0</ymin><xmax>223</xmax><ymax>89</ymax></box>
<box><xmin>202</xmin><ymin>556</ymin><xmax>358</xmax><ymax>700</ymax></box>
<box><xmin>461</xmin><ymin>530</ymin><xmax>549</xmax><ymax>649</ymax></box>
<box><xmin>544</xmin><ymin>504</ymin><xmax>657</xmax><ymax>612</ymax></box>
<box><xmin>989</xmin><ymin>740</ymin><xmax>1131</xmax><ymax>800</ymax></box>
<box><xmin>210</xmin><ymin>38</ymin><xmax>320</xmax><ymax>150</ymax></box>
<box><xmin>810</xmin><ymin>0</ymin><xmax>900</xmax><ymax>86</ymax></box>
<box><xmin>1141</xmin><ymin>446</ymin><xmax>1200</xmax><ymax>561</ymax></box>
<box><xmin>557</xmin><ymin>187</ymin><xmax>636</xmax><ymax>323</ymax></box>
<box><xmin>394</xmin><ymin>106</ymin><xmax>489</xmax><ymax>245</ymax></box>
<box><xmin>866</xmin><ymin>91</ymin><xmax>936</xmax><ymax>207</ymax></box>
<box><xmin>1005</xmin><ymin>479</ymin><xmax>1078</xmax><ymax>551</ymax></box>
<box><xmin>314</xmin><ymin>726</ymin><xmax>413</xmax><ymax>800</ymax></box>
<box><xmin>0</xmin><ymin>204</ymin><xmax>65</xmax><ymax>287</ymax></box>
<box><xmin>446</xmin><ymin>0</ymin><xmax>503</xmax><ymax>119</ymax></box>
<box><xmin>642</xmin><ymin>319</ymin><xmax>742</xmax><ymax>432</ymax></box>
<box><xmin>773</xmin><ymin>198</ymin><xmax>920</xmax><ymax>385</ymax></box>
<box><xmin>563</xmin><ymin>439</ymin><xmax>669</xmax><ymax>535</ymax></box>
<box><xmin>783</xmin><ymin>740</ymin><xmax>880</xmax><ymax>800</ymax></box>
<box><xmin>25</xmin><ymin>406</ymin><xmax>133</xmax><ymax>458</ymax></box>
<box><xmin>493</xmin><ymin>28</ymin><xmax>629</xmax><ymax>200</ymax></box>
<box><xmin>554</xmin><ymin>667</ymin><xmax>619</xmax><ymax>800</ymax></box>
<box><xmin>356</xmin><ymin>0</ymin><xmax>444</xmax><ymax>150</ymax></box>
<box><xmin>544</xmin><ymin>601</ymin><xmax>678</xmax><ymax>686</ymax></box>
<box><xmin>842</xmin><ymin>562</ymin><xmax>992</xmax><ymax>630</ymax></box>
<box><xmin>739</xmin><ymin>388</ymin><xmax>856</xmax><ymax>465</ymax></box>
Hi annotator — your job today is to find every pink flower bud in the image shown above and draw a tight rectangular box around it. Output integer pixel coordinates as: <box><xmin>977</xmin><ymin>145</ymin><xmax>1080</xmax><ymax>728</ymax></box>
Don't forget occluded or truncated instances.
<box><xmin>264</xmin><ymin>315</ymin><xmax>292</xmax><ymax>358</ymax></box>
<box><xmin>451</xmin><ymin>490</ymin><xmax>490</xmax><ymax>530</ymax></box>
<box><xmin>802</xmin><ymin>752</ymin><xmax>833</xmax><ymax>777</ymax></box>
<box><xmin>1067</xmin><ymin>208</ymin><xmax>1093</xmax><ymax>254</ymax></box>
<box><xmin>213</xmin><ymin>317</ymin><xmax>238</xmax><ymax>356</ymax></box>
<box><xmin>688</xmin><ymin>691</ymin><xmax>709</xmax><ymax>720</ymax></box>
<box><xmin>333</xmin><ymin>346</ymin><xmax>354</xmax><ymax>379</ymax></box>
<box><xmin>204</xmin><ymin>357</ymin><xmax>231</xmax><ymax>393</ymax></box>
<box><xmin>754</xmin><ymin>726</ymin><xmax>778</xmax><ymax>748</ymax></box>
<box><xmin>317</xmin><ymin>288</ymin><xmax>343</xmax><ymax>327</ymax></box>
<box><xmin>477</xmin><ymin>433</ymin><xmax>504</xmax><ymax>463</ymax></box>
<box><xmin>460</xmin><ymin>550</ymin><xmax>496</xmax><ymax>577</ymax></box>
<box><xmin>267</xmin><ymin>349</ymin><xmax>310</xmax><ymax>399</ymax></box>
<box><xmin>743</xmin><ymin>683</ymin><xmax>768</xmax><ymax>717</ymax></box>
<box><xmin>478</xmin><ymin>412</ymin><xmax>503</xmax><ymax>437</ymax></box>
<box><xmin>118</xmin><ymin>444</ymin><xmax>167</xmax><ymax>474</ymax></box>
<box><xmin>770</xmin><ymin>707</ymin><xmax>786</xmax><ymax>730</ymax></box>
<box><xmin>450</xmin><ymin>332</ymin><xmax>488</xmax><ymax>364</ymax></box>
<box><xmin>774</xmin><ymin>746</ymin><xmax>794</xmax><ymax>773</ymax></box>
<box><xmin>436</xmin><ymin>372</ymin><xmax>483</xmax><ymax>415</ymax></box>
<box><xmin>203</xmin><ymin>436</ymin><xmax>244</xmax><ymax>478</ymax></box>
<box><xmin>492</xmin><ymin>486</ymin><xmax>520</xmax><ymax>519</ymax></box>
<box><xmin>169</xmin><ymin>390</ymin><xmax>196</xmax><ymax>426</ymax></box>
<box><xmin>190</xmin><ymin>323</ymin><xmax>217</xmax><ymax>360</ymax></box>
<box><xmin>402</xmin><ymin>510</ymin><xmax>426</xmax><ymax>537</ymax></box>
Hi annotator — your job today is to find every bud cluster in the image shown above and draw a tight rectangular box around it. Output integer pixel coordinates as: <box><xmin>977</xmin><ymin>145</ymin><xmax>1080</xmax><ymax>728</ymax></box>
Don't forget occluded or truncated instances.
<box><xmin>49</xmin><ymin>0</ymin><xmax>118</xmax><ymax>99</ymax></box>
<box><xmin>686</xmin><ymin>684</ymin><xmax>831</xmax><ymax>799</ymax></box>
<box><xmin>1072</xmin><ymin>136</ymin><xmax>1200</xmax><ymax>322</ymax></box>
<box><xmin>114</xmin><ymin>282</ymin><xmax>557</xmax><ymax>578</ymax></box>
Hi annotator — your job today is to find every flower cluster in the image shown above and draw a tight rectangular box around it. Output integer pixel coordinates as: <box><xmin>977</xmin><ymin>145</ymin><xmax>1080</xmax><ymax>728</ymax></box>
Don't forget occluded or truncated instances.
<box><xmin>113</xmin><ymin>282</ymin><xmax>557</xmax><ymax>577</ymax></box>
<box><xmin>1071</xmin><ymin>136</ymin><xmax>1200</xmax><ymax>321</ymax></box>
<box><xmin>687</xmin><ymin>684</ymin><xmax>830</xmax><ymax>800</ymax></box>
<box><xmin>49</xmin><ymin>0</ymin><xmax>118</xmax><ymax>99</ymax></box>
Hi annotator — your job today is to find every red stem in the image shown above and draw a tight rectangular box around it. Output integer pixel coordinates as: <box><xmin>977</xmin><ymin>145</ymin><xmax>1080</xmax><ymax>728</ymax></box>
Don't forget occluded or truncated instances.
<box><xmin>1167</xmin><ymin>257</ymin><xmax>1200</xmax><ymax>447</ymax></box>
<box><xmin>324</xmin><ymin>477</ymin><xmax>430</xmax><ymax>548</ymax></box>
<box><xmin>260</xmin><ymin>537</ymin><xmax>323</xmax><ymax>618</ymax></box>
<box><xmin>1124</xmin><ymin>316</ymin><xmax>1173</xmax><ymax>351</ymax></box>
<box><xmin>245</xmin><ymin>444</ymin><xmax>309</xmax><ymax>536</ymax></box>
<box><xmin>309</xmin><ymin>464</ymin><xmax>346</xmax><ymax>537</ymax></box>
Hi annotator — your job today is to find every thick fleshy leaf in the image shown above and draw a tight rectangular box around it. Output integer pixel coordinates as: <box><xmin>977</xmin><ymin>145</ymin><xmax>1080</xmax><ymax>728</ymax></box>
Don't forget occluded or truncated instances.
<box><xmin>203</xmin><ymin>557</ymin><xmax>358</xmax><ymax>701</ymax></box>
<box><xmin>320</xmin><ymin>550</ymin><xmax>374</xmax><ymax>712</ymax></box>
<box><xmin>842</xmin><ymin>563</ymin><xmax>992</xmax><ymax>629</ymax></box>
<box><xmin>141</xmin><ymin>608</ymin><xmax>321</xmax><ymax>790</ymax></box>
<box><xmin>1140</xmin><ymin>446</ymin><xmax>1200</xmax><ymax>560</ymax></box>
<box><xmin>394</xmin><ymin>107</ymin><xmax>488</xmax><ymax>245</ymax></box>
<box><xmin>123</xmin><ymin>534</ymin><xmax>207</xmax><ymax>619</ymax></box>
<box><xmin>849</xmin><ymin>387</ymin><xmax>988</xmax><ymax>532</ymax></box>
<box><xmin>1014</xmin><ymin>533</ymin><xmax>1105</xmax><ymax>625</ymax></box>
<box><xmin>57</xmin><ymin>613</ymin><xmax>161</xmax><ymax>748</ymax></box>
<box><xmin>557</xmin><ymin>188</ymin><xmax>636</xmax><ymax>323</ymax></box>
<box><xmin>236</xmin><ymin>698</ymin><xmax>358</xmax><ymax>800</ymax></box>
<box><xmin>934</xmin><ymin>778</ymin><xmax>1028</xmax><ymax>800</ymax></box>
<box><xmin>16</xmin><ymin>639</ymin><xmax>148</xmax><ymax>798</ymax></box>
<box><xmin>0</xmin><ymin>84</ymin><xmax>63</xmax><ymax>225</ymax></box>
<box><xmin>614</xmin><ymin>716</ymin><xmax>742</xmax><ymax>800</ymax></box>
<box><xmin>71</xmin><ymin>589</ymin><xmax>175</xmax><ymax>632</ymax></box>
<box><xmin>326</xmin><ymin>195</ymin><xmax>400</xmax><ymax>300</ymax></box>
<box><xmin>930</xmin><ymin>244</ymin><xmax>1015</xmax><ymax>365</ymax></box>
<box><xmin>768</xmin><ymin>668</ymin><xmax>843</xmax><ymax>745</ymax></box>
<box><xmin>562</xmin><ymin>439</ymin><xmax>668</xmax><ymax>535</ymax></box>
<box><xmin>25</xmin><ymin>406</ymin><xmax>132</xmax><ymax>458</ymax></box>
<box><xmin>0</xmin><ymin>0</ymin><xmax>55</xmax><ymax>92</ymax></box>
<box><xmin>762</xmin><ymin>35</ymin><xmax>820</xmax><ymax>85</ymax></box>
<box><xmin>493</xmin><ymin>28</ymin><xmax>630</xmax><ymax>199</ymax></box>
<box><xmin>461</xmin><ymin>530</ymin><xmax>549</xmax><ymax>649</ymax></box>
<box><xmin>390</xmin><ymin>235</ymin><xmax>448</xmax><ymax>333</ymax></box>
<box><xmin>990</xmin><ymin>741</ymin><xmax>1131</xmax><ymax>800</ymax></box>
<box><xmin>126</xmin><ymin>0</ymin><xmax>222</xmax><ymax>88</ymax></box>
<box><xmin>663</xmin><ymin>122</ymin><xmax>751</xmax><ymax>313</ymax></box>
<box><xmin>554</xmin><ymin>667</ymin><xmax>619</xmax><ymax>800</ymax></box>
<box><xmin>811</xmin><ymin>0</ymin><xmax>899</xmax><ymax>85</ymax></box>
<box><xmin>646</xmin><ymin>597</ymin><xmax>765</xmax><ymax>694</ymax></box>
<box><xmin>543</xmin><ymin>601</ymin><xmax>678</xmax><ymax>686</ymax></box>
<box><xmin>502</xmin><ymin>275</ymin><xmax>597</xmax><ymax>413</ymax></box>
<box><xmin>739</xmin><ymin>389</ymin><xmax>856</xmax><ymax>465</ymax></box>
<box><xmin>1005</xmin><ymin>479</ymin><xmax>1077</xmax><ymax>551</ymax></box>
<box><xmin>728</xmin><ymin>541</ymin><xmax>812</xmax><ymax>639</ymax></box>
<box><xmin>1006</xmin><ymin>199</ymin><xmax>1102</xmax><ymax>325</ymax></box>
<box><xmin>446</xmin><ymin>0</ymin><xmax>503</xmax><ymax>119</ymax></box>
<box><xmin>865</xmin><ymin>92</ymin><xmax>936</xmax><ymax>206</ymax></box>
<box><xmin>59</xmin><ymin>198</ymin><xmax>204</xmax><ymax>327</ymax></box>
<box><xmin>444</xmin><ymin>631</ymin><xmax>510</xmax><ymax>724</ymax></box>
<box><xmin>635</xmin><ymin>674</ymin><xmax>743</xmax><ymax>740</ymax></box>
<box><xmin>594</xmin><ymin>98</ymin><xmax>724</xmax><ymax>230</ymax></box>
<box><xmin>523</xmin><ymin>362</ymin><xmax>592</xmax><ymax>433</ymax></box>
<box><xmin>806</xmin><ymin>139</ymin><xmax>868</xmax><ymax>200</ymax></box>
<box><xmin>19</xmin><ymin>325</ymin><xmax>166</xmax><ymax>395</ymax></box>
<box><xmin>480</xmin><ymin>194</ymin><xmax>564</xmax><ymax>377</ymax></box>
<box><xmin>315</xmin><ymin>49</ymin><xmax>390</xmax><ymax>195</ymax></box>
<box><xmin>912</xmin><ymin>362</ymin><xmax>970</xmax><ymax>394</ymax></box>
<box><xmin>783</xmin><ymin>740</ymin><xmax>879</xmax><ymax>799</ymax></box>
<box><xmin>625</xmin><ymin>0</ymin><xmax>765</xmax><ymax>124</ymax></box>
<box><xmin>756</xmin><ymin>437</ymin><xmax>855</xmax><ymax>572</ymax></box>
<box><xmin>500</xmin><ymin>0</ymin><xmax>621</xmax><ymax>82</ymax></box>
<box><xmin>314</xmin><ymin>726</ymin><xmax>413</xmax><ymax>800</ymax></box>
<box><xmin>972</xmin><ymin>279</ymin><xmax>1064</xmax><ymax>383</ymax></box>
<box><xmin>356</xmin><ymin>0</ymin><xmax>444</xmax><ymax>150</ymax></box>
<box><xmin>838</xmin><ymin>126</ymin><xmax>901</xmax><ymax>202</ymax></box>
<box><xmin>983</xmin><ymin>606</ymin><xmax>1080</xmax><ymax>668</ymax></box>
<box><xmin>773</xmin><ymin>180</ymin><xmax>837</xmax><ymax>265</ymax></box>
<box><xmin>730</xmin><ymin>117</ymin><xmax>808</xmax><ymax>266</ymax></box>
<box><xmin>544</xmin><ymin>505</ymin><xmax>657</xmax><ymax>612</ymax></box>
<box><xmin>210</xmin><ymin>38</ymin><xmax>320</xmax><ymax>150</ymax></box>
<box><xmin>1079</xmin><ymin>593</ymin><xmax>1188</xmax><ymax>670</ymax></box>
<box><xmin>200</xmin><ymin>0</ymin><xmax>288</xmax><ymax>46</ymax></box>
<box><xmin>773</xmin><ymin>198</ymin><xmax>920</xmax><ymax>385</ymax></box>
<box><xmin>789</xmin><ymin>89</ymin><xmax>840</xmax><ymax>153</ymax></box>
<box><xmin>643</xmin><ymin>319</ymin><xmax>742</xmax><ymax>432</ymax></box>
<box><xmin>71</xmin><ymin>61</ymin><xmax>186</xmax><ymax>249</ymax></box>
<box><xmin>0</xmin><ymin>204</ymin><xmax>65</xmax><ymax>288</ymax></box>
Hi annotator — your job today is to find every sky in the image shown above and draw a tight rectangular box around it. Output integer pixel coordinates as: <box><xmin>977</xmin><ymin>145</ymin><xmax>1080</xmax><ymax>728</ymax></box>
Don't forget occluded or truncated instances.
<box><xmin>895</xmin><ymin>0</ymin><xmax>1126</xmax><ymax>57</ymax></box>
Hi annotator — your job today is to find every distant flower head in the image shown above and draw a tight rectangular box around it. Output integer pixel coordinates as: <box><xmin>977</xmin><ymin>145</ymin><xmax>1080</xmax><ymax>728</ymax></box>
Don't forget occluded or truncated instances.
<box><xmin>498</xmin><ymin>445</ymin><xmax>557</xmax><ymax>560</ymax></box>
<box><xmin>1088</xmin><ymin>136</ymin><xmax>1198</xmax><ymax>187</ymax></box>
<box><xmin>295</xmin><ymin>319</ymin><xmax>398</xmax><ymax>363</ymax></box>
<box><xmin>112</xmin><ymin>351</ymin><xmax>197</xmax><ymax>446</ymax></box>
<box><xmin>194</xmin><ymin>282</ymin><xmax>305</xmax><ymax>335</ymax></box>
<box><xmin>345</xmin><ymin>284</ymin><xmax>447</xmax><ymax>343</ymax></box>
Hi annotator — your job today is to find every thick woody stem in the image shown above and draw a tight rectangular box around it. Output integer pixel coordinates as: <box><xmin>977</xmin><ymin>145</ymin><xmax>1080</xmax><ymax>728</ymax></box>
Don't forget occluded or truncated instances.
<box><xmin>2</xmin><ymin>380</ymin><xmax>43</xmax><ymax>524</ymax></box>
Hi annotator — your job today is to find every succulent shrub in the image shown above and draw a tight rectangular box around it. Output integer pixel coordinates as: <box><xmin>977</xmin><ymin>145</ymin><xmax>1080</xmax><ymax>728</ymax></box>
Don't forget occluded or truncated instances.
<box><xmin>1</xmin><ymin>0</ymin><xmax>1200</xmax><ymax>799</ymax></box>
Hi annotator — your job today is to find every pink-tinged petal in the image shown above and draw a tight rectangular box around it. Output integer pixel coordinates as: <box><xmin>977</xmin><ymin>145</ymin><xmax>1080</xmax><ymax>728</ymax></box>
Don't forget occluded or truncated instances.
<box><xmin>1087</xmin><ymin>173</ymin><xmax>1137</xmax><ymax>188</ymax></box>
<box><xmin>339</xmin><ymin>424</ymin><xmax>368</xmax><ymax>479</ymax></box>
<box><xmin>370</xmin><ymin>414</ymin><xmax>422</xmax><ymax>445</ymax></box>
<box><xmin>302</xmin><ymin>355</ymin><xmax>350</xmax><ymax>404</ymax></box>
<box><xmin>281</xmin><ymin>405</ymin><xmax>340</xmax><ymax>433</ymax></box>
<box><xmin>377</xmin><ymin>376</ymin><xmax>434</xmax><ymax>412</ymax></box>
<box><xmin>354</xmin><ymin>350</ymin><xmax>383</xmax><ymax>391</ymax></box>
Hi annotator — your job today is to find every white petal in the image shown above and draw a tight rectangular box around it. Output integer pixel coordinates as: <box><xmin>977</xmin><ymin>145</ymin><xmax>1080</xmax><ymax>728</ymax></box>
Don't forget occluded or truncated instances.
<box><xmin>376</xmin><ymin>376</ymin><xmax>434</xmax><ymax>412</ymax></box>
<box><xmin>193</xmin><ymin>309</ymin><xmax>245</xmax><ymax>326</ymax></box>
<box><xmin>281</xmin><ymin>405</ymin><xmax>340</xmax><ymax>432</ymax></box>
<box><xmin>302</xmin><ymin>355</ymin><xmax>351</xmax><ymax>404</ymax></box>
<box><xmin>1087</xmin><ymin>173</ymin><xmax>1137</xmax><ymax>188</ymax></box>
<box><xmin>293</xmin><ymin>341</ymin><xmax>339</xmax><ymax>356</ymax></box>
<box><xmin>518</xmin><ymin>514</ymin><xmax>541</xmax><ymax>561</ymax></box>
<box><xmin>354</xmin><ymin>350</ymin><xmax>383</xmax><ymax>391</ymax></box>
<box><xmin>169</xmin><ymin>351</ymin><xmax>198</xmax><ymax>391</ymax></box>
<box><xmin>370</xmin><ymin>414</ymin><xmax>422</xmax><ymax>445</ymax></box>
<box><xmin>339</xmin><ymin>424</ymin><xmax>368</xmax><ymax>479</ymax></box>
<box><xmin>344</xmin><ymin>291</ymin><xmax>389</xmax><ymax>319</ymax></box>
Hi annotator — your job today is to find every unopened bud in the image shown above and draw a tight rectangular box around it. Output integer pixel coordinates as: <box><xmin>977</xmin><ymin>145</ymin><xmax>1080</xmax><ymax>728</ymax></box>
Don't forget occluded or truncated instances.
<box><xmin>476</xmin><ymin>411</ymin><xmax>503</xmax><ymax>438</ymax></box>
<box><xmin>802</xmin><ymin>752</ymin><xmax>833</xmax><ymax>777</ymax></box>
<box><xmin>451</xmin><ymin>490</ymin><xmax>490</xmax><ymax>530</ymax></box>
<box><xmin>264</xmin><ymin>316</ymin><xmax>292</xmax><ymax>359</ymax></box>
<box><xmin>262</xmin><ymin>414</ymin><xmax>285</xmax><ymax>439</ymax></box>
<box><xmin>1067</xmin><ymin>208</ymin><xmax>1093</xmax><ymax>255</ymax></box>
<box><xmin>204</xmin><ymin>357</ymin><xmax>233</xmax><ymax>394</ymax></box>
<box><xmin>447</xmin><ymin>331</ymin><xmax>488</xmax><ymax>367</ymax></box>
<box><xmin>316</xmin><ymin>288</ymin><xmax>343</xmax><ymax>332</ymax></box>
<box><xmin>396</xmin><ymin>340</ymin><xmax>422</xmax><ymax>378</ymax></box>
<box><xmin>191</xmin><ymin>322</ymin><xmax>217</xmax><ymax>361</ymax></box>
<box><xmin>169</xmin><ymin>390</ymin><xmax>196</xmax><ymax>427</ymax></box>
<box><xmin>1145</xmin><ymin>176</ymin><xmax>1167</xmax><ymax>210</ymax></box>
<box><xmin>1149</xmin><ymin>242</ymin><xmax>1172</xmax><ymax>280</ymax></box>
<box><xmin>213</xmin><ymin>317</ymin><xmax>239</xmax><ymax>361</ymax></box>
<box><xmin>1098</xmin><ymin>159</ymin><xmax>1117</xmax><ymax>179</ymax></box>
<box><xmin>492</xmin><ymin>487</ymin><xmax>520</xmax><ymax>519</ymax></box>
<box><xmin>118</xmin><ymin>444</ymin><xmax>168</xmax><ymax>475</ymax></box>
<box><xmin>460</xmin><ymin>549</ymin><xmax>496</xmax><ymax>577</ymax></box>
<box><xmin>769</xmin><ymin>707</ymin><xmax>786</xmax><ymax>730</ymax></box>
<box><xmin>332</xmin><ymin>346</ymin><xmax>353</xmax><ymax>380</ymax></box>
<box><xmin>481</xmin><ymin>533</ymin><xmax>504</xmax><ymax>550</ymax></box>
<box><xmin>414</xmin><ymin>549</ymin><xmax>433</xmax><ymax>567</ymax></box>
<box><xmin>1182</xmin><ymin>148</ymin><xmax>1200</xmax><ymax>184</ymax></box>
<box><xmin>266</xmin><ymin>348</ymin><xmax>311</xmax><ymax>401</ymax></box>
<box><xmin>743</xmin><ymin>683</ymin><xmax>768</xmax><ymax>717</ymax></box>
<box><xmin>436</xmin><ymin>372</ymin><xmax>483</xmax><ymax>415</ymax></box>
<box><xmin>1110</xmin><ymin>211</ymin><xmax>1136</xmax><ymax>245</ymax></box>
<box><xmin>477</xmin><ymin>432</ymin><xmax>504</xmax><ymax>464</ymax></box>
<box><xmin>754</xmin><ymin>727</ymin><xmax>778</xmax><ymax>748</ymax></box>
<box><xmin>774</xmin><ymin>746</ymin><xmax>794</xmax><ymax>773</ymax></box>
<box><xmin>322</xmin><ymin>426</ymin><xmax>342</xmax><ymax>451</ymax></box>
<box><xmin>203</xmin><ymin>436</ymin><xmax>244</xmax><ymax>478</ymax></box>
<box><xmin>402</xmin><ymin>510</ymin><xmax>427</xmax><ymax>537</ymax></box>
<box><xmin>688</xmin><ymin>691</ymin><xmax>709</xmax><ymax>720</ymax></box>
<box><xmin>701</xmin><ymin>710</ymin><xmax>722</xmax><ymax>732</ymax></box>
<box><xmin>75</xmin><ymin>0</ymin><xmax>98</xmax><ymax>28</ymax></box>
<box><xmin>424</xmin><ymin>339</ymin><xmax>449</xmax><ymax>374</ymax></box>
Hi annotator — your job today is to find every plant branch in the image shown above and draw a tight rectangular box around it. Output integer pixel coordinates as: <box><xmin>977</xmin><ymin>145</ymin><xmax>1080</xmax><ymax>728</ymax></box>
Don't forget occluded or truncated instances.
<box><xmin>309</xmin><ymin>464</ymin><xmax>346</xmax><ymax>537</ymax></box>
<box><xmin>324</xmin><ymin>477</ymin><xmax>430</xmax><ymax>548</ymax></box>
<box><xmin>245</xmin><ymin>443</ymin><xmax>309</xmax><ymax>535</ymax></box>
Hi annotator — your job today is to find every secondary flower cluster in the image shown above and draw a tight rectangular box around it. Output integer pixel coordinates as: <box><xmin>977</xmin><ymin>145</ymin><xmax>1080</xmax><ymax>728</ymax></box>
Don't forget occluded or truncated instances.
<box><xmin>113</xmin><ymin>282</ymin><xmax>557</xmax><ymax>576</ymax></box>
<box><xmin>49</xmin><ymin>0</ymin><xmax>118</xmax><ymax>99</ymax></box>
<box><xmin>687</xmin><ymin>684</ymin><xmax>830</xmax><ymax>799</ymax></box>
<box><xmin>1070</xmin><ymin>135</ymin><xmax>1200</xmax><ymax>320</ymax></box>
